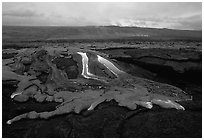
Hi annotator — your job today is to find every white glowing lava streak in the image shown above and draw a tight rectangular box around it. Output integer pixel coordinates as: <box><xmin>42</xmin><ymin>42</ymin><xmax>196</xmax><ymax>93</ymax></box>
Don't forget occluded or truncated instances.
<box><xmin>77</xmin><ymin>52</ymin><xmax>101</xmax><ymax>80</ymax></box>
<box><xmin>97</xmin><ymin>55</ymin><xmax>124</xmax><ymax>77</ymax></box>
<box><xmin>10</xmin><ymin>91</ymin><xmax>23</xmax><ymax>99</ymax></box>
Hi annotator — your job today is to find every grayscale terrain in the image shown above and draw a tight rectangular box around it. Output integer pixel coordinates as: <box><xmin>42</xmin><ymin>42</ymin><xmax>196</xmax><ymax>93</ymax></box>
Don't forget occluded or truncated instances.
<box><xmin>2</xmin><ymin>26</ymin><xmax>202</xmax><ymax>138</ymax></box>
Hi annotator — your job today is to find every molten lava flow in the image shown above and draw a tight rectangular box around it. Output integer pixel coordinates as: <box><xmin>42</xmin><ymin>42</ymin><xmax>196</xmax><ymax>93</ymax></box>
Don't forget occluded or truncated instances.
<box><xmin>10</xmin><ymin>91</ymin><xmax>23</xmax><ymax>99</ymax></box>
<box><xmin>77</xmin><ymin>52</ymin><xmax>110</xmax><ymax>83</ymax></box>
<box><xmin>77</xmin><ymin>52</ymin><xmax>124</xmax><ymax>81</ymax></box>
<box><xmin>97</xmin><ymin>55</ymin><xmax>124</xmax><ymax>77</ymax></box>
<box><xmin>77</xmin><ymin>52</ymin><xmax>96</xmax><ymax>79</ymax></box>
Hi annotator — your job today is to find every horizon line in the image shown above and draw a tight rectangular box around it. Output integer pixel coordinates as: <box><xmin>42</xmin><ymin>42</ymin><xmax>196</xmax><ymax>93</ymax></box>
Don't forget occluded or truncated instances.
<box><xmin>2</xmin><ymin>25</ymin><xmax>202</xmax><ymax>32</ymax></box>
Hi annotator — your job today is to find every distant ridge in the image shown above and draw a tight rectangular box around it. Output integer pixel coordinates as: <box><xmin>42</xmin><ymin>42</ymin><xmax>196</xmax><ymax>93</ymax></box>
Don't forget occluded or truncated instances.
<box><xmin>2</xmin><ymin>26</ymin><xmax>201</xmax><ymax>43</ymax></box>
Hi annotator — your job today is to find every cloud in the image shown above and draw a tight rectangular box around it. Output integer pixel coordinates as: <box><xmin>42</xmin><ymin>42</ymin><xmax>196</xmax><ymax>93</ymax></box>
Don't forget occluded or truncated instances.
<box><xmin>3</xmin><ymin>9</ymin><xmax>43</xmax><ymax>17</ymax></box>
<box><xmin>110</xmin><ymin>13</ymin><xmax>202</xmax><ymax>30</ymax></box>
<box><xmin>2</xmin><ymin>2</ymin><xmax>202</xmax><ymax>30</ymax></box>
<box><xmin>173</xmin><ymin>14</ymin><xmax>202</xmax><ymax>30</ymax></box>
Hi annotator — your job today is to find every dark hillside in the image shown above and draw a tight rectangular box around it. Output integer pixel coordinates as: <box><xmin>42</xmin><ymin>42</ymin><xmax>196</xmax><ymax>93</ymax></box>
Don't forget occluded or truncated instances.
<box><xmin>3</xmin><ymin>26</ymin><xmax>201</xmax><ymax>43</ymax></box>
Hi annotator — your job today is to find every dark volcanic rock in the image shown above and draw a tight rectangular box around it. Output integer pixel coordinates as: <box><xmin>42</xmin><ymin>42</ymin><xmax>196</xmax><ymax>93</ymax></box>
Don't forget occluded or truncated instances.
<box><xmin>121</xmin><ymin>109</ymin><xmax>202</xmax><ymax>138</ymax></box>
<box><xmin>53</xmin><ymin>57</ymin><xmax>79</xmax><ymax>79</ymax></box>
<box><xmin>99</xmin><ymin>47</ymin><xmax>202</xmax><ymax>74</ymax></box>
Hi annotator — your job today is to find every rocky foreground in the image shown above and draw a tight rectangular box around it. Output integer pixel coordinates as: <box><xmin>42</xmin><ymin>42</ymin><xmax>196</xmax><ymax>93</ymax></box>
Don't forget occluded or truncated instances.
<box><xmin>2</xmin><ymin>46</ymin><xmax>202</xmax><ymax>138</ymax></box>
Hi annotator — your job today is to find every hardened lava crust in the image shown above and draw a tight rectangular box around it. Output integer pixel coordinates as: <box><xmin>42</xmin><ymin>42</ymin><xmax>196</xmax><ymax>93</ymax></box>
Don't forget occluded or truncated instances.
<box><xmin>2</xmin><ymin>46</ymin><xmax>192</xmax><ymax>125</ymax></box>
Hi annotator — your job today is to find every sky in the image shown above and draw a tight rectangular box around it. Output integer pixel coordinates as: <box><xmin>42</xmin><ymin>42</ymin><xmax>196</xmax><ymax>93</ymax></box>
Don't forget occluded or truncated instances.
<box><xmin>2</xmin><ymin>2</ymin><xmax>202</xmax><ymax>30</ymax></box>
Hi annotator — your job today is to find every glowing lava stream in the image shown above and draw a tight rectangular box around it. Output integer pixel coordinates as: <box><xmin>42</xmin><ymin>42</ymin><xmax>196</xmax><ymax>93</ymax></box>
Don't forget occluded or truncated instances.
<box><xmin>77</xmin><ymin>52</ymin><xmax>103</xmax><ymax>81</ymax></box>
<box><xmin>97</xmin><ymin>55</ymin><xmax>124</xmax><ymax>77</ymax></box>
<box><xmin>11</xmin><ymin>91</ymin><xmax>23</xmax><ymax>99</ymax></box>
<box><xmin>77</xmin><ymin>52</ymin><xmax>125</xmax><ymax>81</ymax></box>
